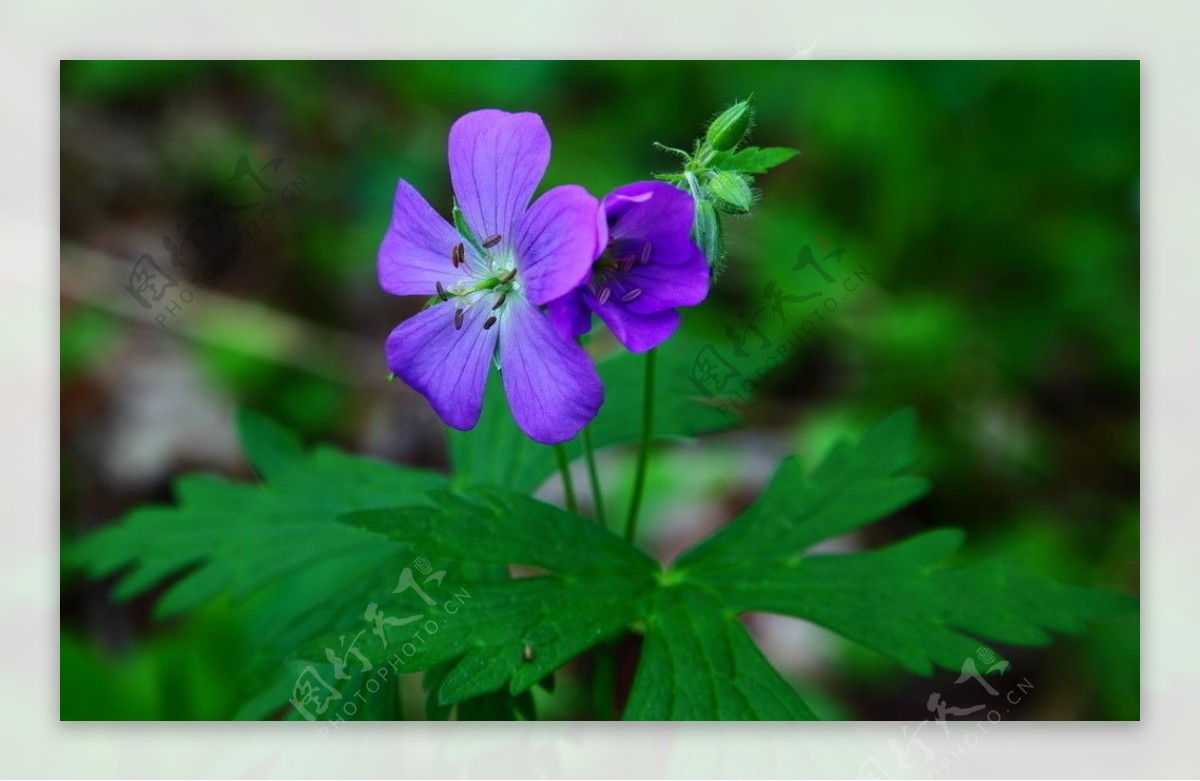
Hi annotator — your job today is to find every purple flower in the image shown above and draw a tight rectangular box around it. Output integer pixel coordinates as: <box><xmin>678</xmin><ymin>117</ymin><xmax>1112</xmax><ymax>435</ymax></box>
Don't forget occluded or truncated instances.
<box><xmin>547</xmin><ymin>181</ymin><xmax>710</xmax><ymax>353</ymax></box>
<box><xmin>378</xmin><ymin>110</ymin><xmax>605</xmax><ymax>445</ymax></box>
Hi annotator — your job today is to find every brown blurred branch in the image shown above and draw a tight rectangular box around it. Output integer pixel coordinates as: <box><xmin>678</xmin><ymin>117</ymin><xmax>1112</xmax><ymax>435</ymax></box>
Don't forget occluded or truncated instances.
<box><xmin>60</xmin><ymin>241</ymin><xmax>384</xmax><ymax>387</ymax></box>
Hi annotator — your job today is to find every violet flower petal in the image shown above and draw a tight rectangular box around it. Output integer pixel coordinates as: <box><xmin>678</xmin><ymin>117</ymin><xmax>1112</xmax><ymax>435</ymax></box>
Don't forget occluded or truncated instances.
<box><xmin>500</xmin><ymin>295</ymin><xmax>603</xmax><ymax>444</ymax></box>
<box><xmin>385</xmin><ymin>299</ymin><xmax>500</xmax><ymax>431</ymax></box>
<box><xmin>379</xmin><ymin>180</ymin><xmax>478</xmax><ymax>296</ymax></box>
<box><xmin>619</xmin><ymin>244</ymin><xmax>710</xmax><ymax>315</ymax></box>
<box><xmin>448</xmin><ymin>109</ymin><xmax>549</xmax><ymax>243</ymax></box>
<box><xmin>604</xmin><ymin>181</ymin><xmax>698</xmax><ymax>266</ymax></box>
<box><xmin>545</xmin><ymin>288</ymin><xmax>593</xmax><ymax>342</ymax></box>
<box><xmin>593</xmin><ymin>302</ymin><xmax>681</xmax><ymax>354</ymax></box>
<box><xmin>514</xmin><ymin>184</ymin><xmax>603</xmax><ymax>305</ymax></box>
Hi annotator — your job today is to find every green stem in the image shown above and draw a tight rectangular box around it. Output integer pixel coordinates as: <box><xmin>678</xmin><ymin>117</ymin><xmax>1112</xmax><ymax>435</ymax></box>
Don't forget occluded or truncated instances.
<box><xmin>581</xmin><ymin>426</ymin><xmax>616</xmax><ymax>719</ymax></box>
<box><xmin>555</xmin><ymin>444</ymin><xmax>577</xmax><ymax>514</ymax></box>
<box><xmin>581</xmin><ymin>427</ymin><xmax>607</xmax><ymax>529</ymax></box>
<box><xmin>624</xmin><ymin>349</ymin><xmax>657</xmax><ymax>544</ymax></box>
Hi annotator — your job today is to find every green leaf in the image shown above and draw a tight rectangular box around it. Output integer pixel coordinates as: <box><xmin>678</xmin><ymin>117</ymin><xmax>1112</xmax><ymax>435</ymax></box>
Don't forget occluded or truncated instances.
<box><xmin>236</xmin><ymin>408</ymin><xmax>304</xmax><ymax>481</ymax></box>
<box><xmin>710</xmin><ymin>145</ymin><xmax>799</xmax><ymax>174</ymax></box>
<box><xmin>422</xmin><ymin>661</ymin><xmax>534</xmax><ymax>720</ymax></box>
<box><xmin>623</xmin><ymin>585</ymin><xmax>816</xmax><ymax>720</ymax></box>
<box><xmin>724</xmin><ymin>529</ymin><xmax>1137</xmax><ymax>675</ymax></box>
<box><xmin>67</xmin><ymin>410</ymin><xmax>448</xmax><ymax>673</ymax></box>
<box><xmin>73</xmin><ymin>411</ymin><xmax>1135</xmax><ymax>721</ymax></box>
<box><xmin>344</xmin><ymin>412</ymin><xmax>1131</xmax><ymax>718</ymax></box>
<box><xmin>449</xmin><ymin>337</ymin><xmax>737</xmax><ymax>492</ymax></box>
<box><xmin>677</xmin><ymin>410</ymin><xmax>928</xmax><ymax>569</ymax></box>
<box><xmin>68</xmin><ymin>412</ymin><xmax>553</xmax><ymax>721</ymax></box>
<box><xmin>329</xmin><ymin>489</ymin><xmax>657</xmax><ymax>702</ymax></box>
<box><xmin>674</xmin><ymin>410</ymin><xmax>1134</xmax><ymax>676</ymax></box>
<box><xmin>322</xmin><ymin>488</ymin><xmax>807</xmax><ymax>719</ymax></box>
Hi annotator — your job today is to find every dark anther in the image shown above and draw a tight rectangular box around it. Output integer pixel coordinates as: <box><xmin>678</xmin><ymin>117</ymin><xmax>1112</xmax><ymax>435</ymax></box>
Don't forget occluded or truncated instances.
<box><xmin>483</xmin><ymin>316</ymin><xmax>498</xmax><ymax>330</ymax></box>
<box><xmin>436</xmin><ymin>281</ymin><xmax>449</xmax><ymax>301</ymax></box>
<box><xmin>454</xmin><ymin>308</ymin><xmax>465</xmax><ymax>329</ymax></box>
<box><xmin>452</xmin><ymin>243</ymin><xmax>465</xmax><ymax>267</ymax></box>
<box><xmin>482</xmin><ymin>233</ymin><xmax>502</xmax><ymax>248</ymax></box>
<box><xmin>492</xmin><ymin>292</ymin><xmax>507</xmax><ymax>310</ymax></box>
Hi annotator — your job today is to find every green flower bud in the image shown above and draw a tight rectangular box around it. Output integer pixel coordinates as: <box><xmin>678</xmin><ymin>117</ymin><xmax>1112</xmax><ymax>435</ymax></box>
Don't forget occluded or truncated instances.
<box><xmin>707</xmin><ymin>170</ymin><xmax>753</xmax><ymax>214</ymax></box>
<box><xmin>705</xmin><ymin>96</ymin><xmax>755</xmax><ymax>152</ymax></box>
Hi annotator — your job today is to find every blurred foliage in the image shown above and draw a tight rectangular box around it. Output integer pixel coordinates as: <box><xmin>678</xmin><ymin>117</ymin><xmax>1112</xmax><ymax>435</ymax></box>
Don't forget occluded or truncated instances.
<box><xmin>60</xmin><ymin>61</ymin><xmax>1138</xmax><ymax>720</ymax></box>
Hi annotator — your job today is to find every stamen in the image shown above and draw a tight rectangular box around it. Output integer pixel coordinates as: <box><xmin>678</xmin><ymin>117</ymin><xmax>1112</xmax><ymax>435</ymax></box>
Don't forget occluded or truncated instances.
<box><xmin>482</xmin><ymin>233</ymin><xmax>502</xmax><ymax>248</ymax></box>
<box><xmin>492</xmin><ymin>292</ymin><xmax>507</xmax><ymax>310</ymax></box>
<box><xmin>620</xmin><ymin>288</ymin><xmax>643</xmax><ymax>302</ymax></box>
<box><xmin>435</xmin><ymin>281</ymin><xmax>449</xmax><ymax>301</ymax></box>
<box><xmin>483</xmin><ymin>315</ymin><xmax>498</xmax><ymax>330</ymax></box>
<box><xmin>452</xmin><ymin>243</ymin><xmax>465</xmax><ymax>268</ymax></box>
<box><xmin>454</xmin><ymin>308</ymin><xmax>465</xmax><ymax>329</ymax></box>
<box><xmin>499</xmin><ymin>268</ymin><xmax>517</xmax><ymax>283</ymax></box>
<box><xmin>618</xmin><ymin>258</ymin><xmax>635</xmax><ymax>273</ymax></box>
<box><xmin>596</xmin><ymin>286</ymin><xmax>611</xmax><ymax>305</ymax></box>
<box><xmin>640</xmin><ymin>242</ymin><xmax>652</xmax><ymax>264</ymax></box>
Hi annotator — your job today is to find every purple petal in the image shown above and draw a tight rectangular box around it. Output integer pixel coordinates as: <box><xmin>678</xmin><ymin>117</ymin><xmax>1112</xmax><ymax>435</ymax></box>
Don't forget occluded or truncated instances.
<box><xmin>545</xmin><ymin>287</ymin><xmax>594</xmax><ymax>342</ymax></box>
<box><xmin>448</xmin><ymin>109</ymin><xmax>549</xmax><ymax>243</ymax></box>
<box><xmin>379</xmin><ymin>180</ymin><xmax>476</xmax><ymax>296</ymax></box>
<box><xmin>604</xmin><ymin>181</ymin><xmax>697</xmax><ymax>266</ymax></box>
<box><xmin>385</xmin><ymin>300</ymin><xmax>499</xmax><ymax>431</ymax></box>
<box><xmin>499</xmin><ymin>296</ymin><xmax>603</xmax><ymax>444</ymax></box>
<box><xmin>514</xmin><ymin>184</ymin><xmax>603</xmax><ymax>305</ymax></box>
<box><xmin>620</xmin><ymin>244</ymin><xmax>710</xmax><ymax>315</ymax></box>
<box><xmin>592</xmin><ymin>303</ymin><xmax>681</xmax><ymax>354</ymax></box>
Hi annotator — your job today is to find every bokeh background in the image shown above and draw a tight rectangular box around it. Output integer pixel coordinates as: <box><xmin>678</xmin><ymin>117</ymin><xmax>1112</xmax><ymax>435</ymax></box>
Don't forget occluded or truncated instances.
<box><xmin>60</xmin><ymin>60</ymin><xmax>1139</xmax><ymax>720</ymax></box>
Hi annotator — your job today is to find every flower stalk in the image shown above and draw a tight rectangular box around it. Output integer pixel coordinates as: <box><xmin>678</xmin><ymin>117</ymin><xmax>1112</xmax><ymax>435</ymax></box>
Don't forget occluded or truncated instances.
<box><xmin>582</xmin><ymin>426</ymin><xmax>607</xmax><ymax>529</ymax></box>
<box><xmin>624</xmin><ymin>348</ymin><xmax>657</xmax><ymax>544</ymax></box>
<box><xmin>555</xmin><ymin>444</ymin><xmax>577</xmax><ymax>514</ymax></box>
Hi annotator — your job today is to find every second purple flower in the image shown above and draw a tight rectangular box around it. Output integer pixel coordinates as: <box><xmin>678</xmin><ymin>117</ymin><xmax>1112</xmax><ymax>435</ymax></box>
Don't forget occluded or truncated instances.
<box><xmin>547</xmin><ymin>181</ymin><xmax>710</xmax><ymax>353</ymax></box>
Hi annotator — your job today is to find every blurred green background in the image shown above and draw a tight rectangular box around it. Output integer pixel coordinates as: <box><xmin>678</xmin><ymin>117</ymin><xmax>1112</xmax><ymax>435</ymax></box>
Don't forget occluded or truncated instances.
<box><xmin>60</xmin><ymin>61</ymin><xmax>1139</xmax><ymax>720</ymax></box>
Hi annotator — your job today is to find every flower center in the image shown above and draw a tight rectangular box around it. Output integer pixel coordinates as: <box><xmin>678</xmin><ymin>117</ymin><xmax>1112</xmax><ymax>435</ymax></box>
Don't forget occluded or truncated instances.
<box><xmin>588</xmin><ymin>238</ymin><xmax>651</xmax><ymax>306</ymax></box>
<box><xmin>437</xmin><ymin>235</ymin><xmax>520</xmax><ymax>331</ymax></box>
